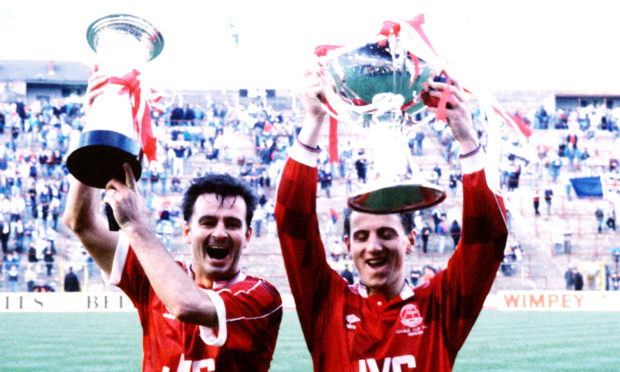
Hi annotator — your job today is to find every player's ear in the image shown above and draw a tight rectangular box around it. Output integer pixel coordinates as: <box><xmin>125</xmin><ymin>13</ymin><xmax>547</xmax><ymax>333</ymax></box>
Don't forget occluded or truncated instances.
<box><xmin>406</xmin><ymin>230</ymin><xmax>416</xmax><ymax>254</ymax></box>
<box><xmin>244</xmin><ymin>225</ymin><xmax>252</xmax><ymax>246</ymax></box>
<box><xmin>183</xmin><ymin>221</ymin><xmax>191</xmax><ymax>244</ymax></box>
<box><xmin>344</xmin><ymin>235</ymin><xmax>351</xmax><ymax>252</ymax></box>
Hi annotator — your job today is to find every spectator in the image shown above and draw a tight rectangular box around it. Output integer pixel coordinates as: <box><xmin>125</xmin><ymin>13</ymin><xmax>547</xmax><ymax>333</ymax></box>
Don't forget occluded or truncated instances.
<box><xmin>414</xmin><ymin>130</ymin><xmax>425</xmax><ymax>155</ymax></box>
<box><xmin>340</xmin><ymin>264</ymin><xmax>354</xmax><ymax>285</ymax></box>
<box><xmin>450</xmin><ymin>220</ymin><xmax>461</xmax><ymax>249</ymax></box>
<box><xmin>548</xmin><ymin>155</ymin><xmax>562</xmax><ymax>182</ymax></box>
<box><xmin>27</xmin><ymin>242</ymin><xmax>38</xmax><ymax>264</ymax></box>
<box><xmin>317</xmin><ymin>163</ymin><xmax>333</xmax><ymax>198</ymax></box>
<box><xmin>409</xmin><ymin>267</ymin><xmax>422</xmax><ymax>286</ymax></box>
<box><xmin>564</xmin><ymin>266</ymin><xmax>575</xmax><ymax>290</ymax></box>
<box><xmin>420</xmin><ymin>222</ymin><xmax>432</xmax><ymax>254</ymax></box>
<box><xmin>544</xmin><ymin>186</ymin><xmax>553</xmax><ymax>215</ymax></box>
<box><xmin>354</xmin><ymin>150</ymin><xmax>368</xmax><ymax>183</ymax></box>
<box><xmin>606</xmin><ymin>203</ymin><xmax>616</xmax><ymax>231</ymax></box>
<box><xmin>448</xmin><ymin>173</ymin><xmax>458</xmax><ymax>196</ymax></box>
<box><xmin>326</xmin><ymin>208</ymin><xmax>339</xmax><ymax>238</ymax></box>
<box><xmin>253</xmin><ymin>204</ymin><xmax>265</xmax><ymax>238</ymax></box>
<box><xmin>419</xmin><ymin>265</ymin><xmax>437</xmax><ymax>286</ymax></box>
<box><xmin>7</xmin><ymin>264</ymin><xmax>19</xmax><ymax>292</ymax></box>
<box><xmin>573</xmin><ymin>267</ymin><xmax>584</xmax><ymax>291</ymax></box>
<box><xmin>33</xmin><ymin>283</ymin><xmax>55</xmax><ymax>292</ymax></box>
<box><xmin>12</xmin><ymin>218</ymin><xmax>25</xmax><ymax>253</ymax></box>
<box><xmin>595</xmin><ymin>205</ymin><xmax>605</xmax><ymax>233</ymax></box>
<box><xmin>63</xmin><ymin>266</ymin><xmax>81</xmax><ymax>292</ymax></box>
<box><xmin>329</xmin><ymin>238</ymin><xmax>346</xmax><ymax>262</ymax></box>
<box><xmin>42</xmin><ymin>242</ymin><xmax>55</xmax><ymax>276</ymax></box>
<box><xmin>436</xmin><ymin>216</ymin><xmax>448</xmax><ymax>254</ymax></box>
<box><xmin>0</xmin><ymin>214</ymin><xmax>10</xmax><ymax>255</ymax></box>
<box><xmin>432</xmin><ymin>163</ymin><xmax>442</xmax><ymax>184</ymax></box>
<box><xmin>25</xmin><ymin>264</ymin><xmax>37</xmax><ymax>292</ymax></box>
<box><xmin>500</xmin><ymin>246</ymin><xmax>518</xmax><ymax>276</ymax></box>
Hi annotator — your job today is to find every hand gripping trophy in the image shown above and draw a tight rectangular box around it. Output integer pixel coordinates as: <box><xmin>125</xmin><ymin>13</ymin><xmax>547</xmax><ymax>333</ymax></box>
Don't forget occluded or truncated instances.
<box><xmin>67</xmin><ymin>14</ymin><xmax>164</xmax><ymax>189</ymax></box>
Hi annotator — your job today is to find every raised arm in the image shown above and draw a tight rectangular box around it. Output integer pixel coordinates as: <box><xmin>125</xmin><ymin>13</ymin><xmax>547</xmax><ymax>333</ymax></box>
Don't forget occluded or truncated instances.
<box><xmin>424</xmin><ymin>76</ymin><xmax>508</xmax><ymax>349</ymax></box>
<box><xmin>62</xmin><ymin>67</ymin><xmax>120</xmax><ymax>275</ymax></box>
<box><xmin>296</xmin><ymin>68</ymin><xmax>327</xmax><ymax>148</ymax></box>
<box><xmin>275</xmin><ymin>69</ymin><xmax>347</xmax><ymax>347</ymax></box>
<box><xmin>105</xmin><ymin>164</ymin><xmax>219</xmax><ymax>328</ymax></box>
<box><xmin>62</xmin><ymin>176</ymin><xmax>119</xmax><ymax>275</ymax></box>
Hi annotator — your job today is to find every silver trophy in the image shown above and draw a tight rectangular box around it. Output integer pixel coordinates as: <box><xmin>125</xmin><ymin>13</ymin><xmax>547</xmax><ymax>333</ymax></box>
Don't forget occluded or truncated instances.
<box><xmin>317</xmin><ymin>19</ymin><xmax>446</xmax><ymax>213</ymax></box>
<box><xmin>66</xmin><ymin>14</ymin><xmax>164</xmax><ymax>188</ymax></box>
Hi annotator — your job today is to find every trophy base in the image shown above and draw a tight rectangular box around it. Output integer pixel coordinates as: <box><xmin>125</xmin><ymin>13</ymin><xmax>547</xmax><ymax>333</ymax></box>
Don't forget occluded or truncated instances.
<box><xmin>67</xmin><ymin>130</ymin><xmax>142</xmax><ymax>189</ymax></box>
<box><xmin>347</xmin><ymin>181</ymin><xmax>446</xmax><ymax>214</ymax></box>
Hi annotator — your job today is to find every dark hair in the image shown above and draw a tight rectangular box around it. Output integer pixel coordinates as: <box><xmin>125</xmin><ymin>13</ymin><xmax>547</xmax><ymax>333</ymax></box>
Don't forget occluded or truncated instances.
<box><xmin>342</xmin><ymin>207</ymin><xmax>415</xmax><ymax>239</ymax></box>
<box><xmin>182</xmin><ymin>173</ymin><xmax>258</xmax><ymax>228</ymax></box>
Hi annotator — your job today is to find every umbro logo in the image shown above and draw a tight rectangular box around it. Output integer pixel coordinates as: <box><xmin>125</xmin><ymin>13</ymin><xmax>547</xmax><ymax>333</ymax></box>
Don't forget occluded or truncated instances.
<box><xmin>345</xmin><ymin>314</ymin><xmax>360</xmax><ymax>329</ymax></box>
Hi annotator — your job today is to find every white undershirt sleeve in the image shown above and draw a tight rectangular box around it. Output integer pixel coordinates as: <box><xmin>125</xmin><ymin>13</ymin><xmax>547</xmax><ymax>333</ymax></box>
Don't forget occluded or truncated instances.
<box><xmin>102</xmin><ymin>231</ymin><xmax>128</xmax><ymax>286</ymax></box>
<box><xmin>199</xmin><ymin>289</ymin><xmax>227</xmax><ymax>347</ymax></box>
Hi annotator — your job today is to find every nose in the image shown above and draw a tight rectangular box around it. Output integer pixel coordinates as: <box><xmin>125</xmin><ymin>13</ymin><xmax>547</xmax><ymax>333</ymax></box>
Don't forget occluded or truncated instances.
<box><xmin>211</xmin><ymin>220</ymin><xmax>228</xmax><ymax>240</ymax></box>
<box><xmin>366</xmin><ymin>233</ymin><xmax>382</xmax><ymax>252</ymax></box>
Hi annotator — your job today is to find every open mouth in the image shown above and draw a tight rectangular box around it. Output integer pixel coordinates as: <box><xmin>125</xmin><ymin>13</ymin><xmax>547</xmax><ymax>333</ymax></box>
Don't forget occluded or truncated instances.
<box><xmin>366</xmin><ymin>257</ymin><xmax>388</xmax><ymax>269</ymax></box>
<box><xmin>206</xmin><ymin>246</ymin><xmax>230</xmax><ymax>260</ymax></box>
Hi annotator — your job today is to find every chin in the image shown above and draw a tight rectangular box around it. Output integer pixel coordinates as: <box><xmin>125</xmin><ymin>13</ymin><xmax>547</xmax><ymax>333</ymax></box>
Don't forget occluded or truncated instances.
<box><xmin>363</xmin><ymin>277</ymin><xmax>387</xmax><ymax>290</ymax></box>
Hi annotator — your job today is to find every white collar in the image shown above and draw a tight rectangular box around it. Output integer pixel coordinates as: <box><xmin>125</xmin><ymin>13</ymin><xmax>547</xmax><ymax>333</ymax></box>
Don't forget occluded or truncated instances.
<box><xmin>355</xmin><ymin>281</ymin><xmax>415</xmax><ymax>301</ymax></box>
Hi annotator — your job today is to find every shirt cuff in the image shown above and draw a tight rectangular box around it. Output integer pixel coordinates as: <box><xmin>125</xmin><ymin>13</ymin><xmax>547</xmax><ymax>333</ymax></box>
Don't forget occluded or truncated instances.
<box><xmin>288</xmin><ymin>140</ymin><xmax>320</xmax><ymax>168</ymax></box>
<box><xmin>199</xmin><ymin>290</ymin><xmax>227</xmax><ymax>347</ymax></box>
<box><xmin>459</xmin><ymin>148</ymin><xmax>485</xmax><ymax>174</ymax></box>
<box><xmin>103</xmin><ymin>231</ymin><xmax>129</xmax><ymax>286</ymax></box>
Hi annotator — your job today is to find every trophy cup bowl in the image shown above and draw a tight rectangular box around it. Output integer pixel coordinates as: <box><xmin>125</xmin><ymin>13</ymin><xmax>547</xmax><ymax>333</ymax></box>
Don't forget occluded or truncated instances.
<box><xmin>348</xmin><ymin>180</ymin><xmax>446</xmax><ymax>214</ymax></box>
<box><xmin>319</xmin><ymin>38</ymin><xmax>436</xmax><ymax>126</ymax></box>
<box><xmin>66</xmin><ymin>14</ymin><xmax>164</xmax><ymax>188</ymax></box>
<box><xmin>317</xmin><ymin>21</ymin><xmax>446</xmax><ymax>213</ymax></box>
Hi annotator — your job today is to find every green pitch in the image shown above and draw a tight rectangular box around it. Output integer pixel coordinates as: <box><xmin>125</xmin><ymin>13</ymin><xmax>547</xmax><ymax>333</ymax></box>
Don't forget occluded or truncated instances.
<box><xmin>0</xmin><ymin>310</ymin><xmax>618</xmax><ymax>371</ymax></box>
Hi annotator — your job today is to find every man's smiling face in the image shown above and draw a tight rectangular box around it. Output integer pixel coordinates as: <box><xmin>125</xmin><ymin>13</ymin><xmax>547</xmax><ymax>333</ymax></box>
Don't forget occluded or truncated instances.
<box><xmin>345</xmin><ymin>211</ymin><xmax>414</xmax><ymax>300</ymax></box>
<box><xmin>184</xmin><ymin>193</ymin><xmax>251</xmax><ymax>286</ymax></box>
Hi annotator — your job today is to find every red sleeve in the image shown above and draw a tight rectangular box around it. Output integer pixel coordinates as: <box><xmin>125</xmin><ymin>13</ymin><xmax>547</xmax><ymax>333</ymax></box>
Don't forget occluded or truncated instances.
<box><xmin>275</xmin><ymin>157</ymin><xmax>347</xmax><ymax>351</ymax></box>
<box><xmin>117</xmin><ymin>247</ymin><xmax>152</xmax><ymax>311</ymax></box>
<box><xmin>434</xmin><ymin>169</ymin><xmax>508</xmax><ymax>352</ymax></box>
<box><xmin>218</xmin><ymin>280</ymin><xmax>282</xmax><ymax>354</ymax></box>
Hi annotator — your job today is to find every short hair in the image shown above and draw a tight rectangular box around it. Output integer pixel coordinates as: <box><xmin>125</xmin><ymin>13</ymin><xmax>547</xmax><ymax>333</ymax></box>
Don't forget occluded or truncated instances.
<box><xmin>342</xmin><ymin>208</ymin><xmax>415</xmax><ymax>239</ymax></box>
<box><xmin>182</xmin><ymin>173</ymin><xmax>258</xmax><ymax>229</ymax></box>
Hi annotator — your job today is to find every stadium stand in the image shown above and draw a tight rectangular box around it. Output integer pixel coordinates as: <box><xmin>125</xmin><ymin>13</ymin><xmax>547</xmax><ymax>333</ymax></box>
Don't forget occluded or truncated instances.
<box><xmin>1</xmin><ymin>89</ymin><xmax>619</xmax><ymax>294</ymax></box>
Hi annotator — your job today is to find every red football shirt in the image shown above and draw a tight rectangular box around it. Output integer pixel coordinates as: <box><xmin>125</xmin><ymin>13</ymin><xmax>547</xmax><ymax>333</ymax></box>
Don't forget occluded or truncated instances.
<box><xmin>108</xmin><ymin>235</ymin><xmax>283</xmax><ymax>372</ymax></box>
<box><xmin>275</xmin><ymin>144</ymin><xmax>508</xmax><ymax>372</ymax></box>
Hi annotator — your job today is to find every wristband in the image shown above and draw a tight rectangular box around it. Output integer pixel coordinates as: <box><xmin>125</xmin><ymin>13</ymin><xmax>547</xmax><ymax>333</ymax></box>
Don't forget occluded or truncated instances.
<box><xmin>297</xmin><ymin>138</ymin><xmax>321</xmax><ymax>153</ymax></box>
<box><xmin>459</xmin><ymin>143</ymin><xmax>481</xmax><ymax>159</ymax></box>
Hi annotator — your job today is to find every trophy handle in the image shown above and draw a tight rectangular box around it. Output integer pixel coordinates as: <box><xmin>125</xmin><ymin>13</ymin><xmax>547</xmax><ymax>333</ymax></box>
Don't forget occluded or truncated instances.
<box><xmin>105</xmin><ymin>204</ymin><xmax>121</xmax><ymax>231</ymax></box>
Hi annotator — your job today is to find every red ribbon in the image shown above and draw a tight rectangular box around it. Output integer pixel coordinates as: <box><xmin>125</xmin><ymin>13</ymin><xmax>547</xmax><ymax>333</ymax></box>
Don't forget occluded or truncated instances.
<box><xmin>404</xmin><ymin>14</ymin><xmax>438</xmax><ymax>57</ymax></box>
<box><xmin>408</xmin><ymin>52</ymin><xmax>420</xmax><ymax>87</ymax></box>
<box><xmin>435</xmin><ymin>73</ymin><xmax>454</xmax><ymax>123</ymax></box>
<box><xmin>107</xmin><ymin>69</ymin><xmax>158</xmax><ymax>162</ymax></box>
<box><xmin>377</xmin><ymin>21</ymin><xmax>400</xmax><ymax>47</ymax></box>
<box><xmin>379</xmin><ymin>20</ymin><xmax>401</xmax><ymax>37</ymax></box>
<box><xmin>324</xmin><ymin>100</ymin><xmax>339</xmax><ymax>164</ymax></box>
<box><xmin>493</xmin><ymin>106</ymin><xmax>533</xmax><ymax>139</ymax></box>
<box><xmin>315</xmin><ymin>44</ymin><xmax>342</xmax><ymax>57</ymax></box>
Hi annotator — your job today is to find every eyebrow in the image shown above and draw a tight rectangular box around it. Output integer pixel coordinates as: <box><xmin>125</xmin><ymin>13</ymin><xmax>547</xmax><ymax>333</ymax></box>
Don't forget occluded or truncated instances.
<box><xmin>197</xmin><ymin>215</ymin><xmax>244</xmax><ymax>226</ymax></box>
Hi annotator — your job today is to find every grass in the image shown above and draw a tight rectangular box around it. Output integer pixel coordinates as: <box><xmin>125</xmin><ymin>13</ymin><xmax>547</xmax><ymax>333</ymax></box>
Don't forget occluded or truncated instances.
<box><xmin>1</xmin><ymin>310</ymin><xmax>618</xmax><ymax>371</ymax></box>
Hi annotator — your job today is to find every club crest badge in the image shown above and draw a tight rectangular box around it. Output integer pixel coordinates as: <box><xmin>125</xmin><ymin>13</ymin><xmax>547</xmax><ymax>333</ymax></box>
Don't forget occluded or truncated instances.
<box><xmin>399</xmin><ymin>304</ymin><xmax>423</xmax><ymax>328</ymax></box>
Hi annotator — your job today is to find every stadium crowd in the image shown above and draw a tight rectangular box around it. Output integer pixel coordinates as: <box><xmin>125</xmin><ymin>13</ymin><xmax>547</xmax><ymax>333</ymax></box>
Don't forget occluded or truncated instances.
<box><xmin>1</xmin><ymin>91</ymin><xmax>619</xmax><ymax>292</ymax></box>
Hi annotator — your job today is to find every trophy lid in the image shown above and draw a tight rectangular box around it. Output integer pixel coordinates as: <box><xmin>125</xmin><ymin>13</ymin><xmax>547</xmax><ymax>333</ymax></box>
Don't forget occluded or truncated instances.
<box><xmin>87</xmin><ymin>14</ymin><xmax>164</xmax><ymax>61</ymax></box>
<box><xmin>347</xmin><ymin>180</ymin><xmax>446</xmax><ymax>214</ymax></box>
